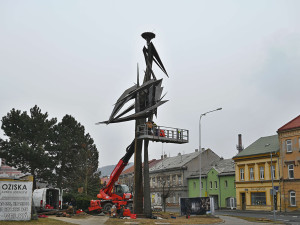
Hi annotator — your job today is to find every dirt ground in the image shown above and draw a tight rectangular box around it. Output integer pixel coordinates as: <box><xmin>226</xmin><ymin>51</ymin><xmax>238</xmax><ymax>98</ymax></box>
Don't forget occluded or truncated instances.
<box><xmin>48</xmin><ymin>212</ymin><xmax>222</xmax><ymax>225</ymax></box>
<box><xmin>105</xmin><ymin>213</ymin><xmax>222</xmax><ymax>225</ymax></box>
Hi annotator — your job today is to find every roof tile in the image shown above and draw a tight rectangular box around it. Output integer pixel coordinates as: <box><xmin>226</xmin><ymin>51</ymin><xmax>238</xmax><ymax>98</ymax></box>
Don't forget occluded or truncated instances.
<box><xmin>278</xmin><ymin>115</ymin><xmax>300</xmax><ymax>132</ymax></box>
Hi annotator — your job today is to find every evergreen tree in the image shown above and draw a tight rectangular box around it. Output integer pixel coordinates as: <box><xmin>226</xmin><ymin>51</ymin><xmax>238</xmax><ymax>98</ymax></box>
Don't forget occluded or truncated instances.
<box><xmin>70</xmin><ymin>134</ymin><xmax>100</xmax><ymax>195</ymax></box>
<box><xmin>51</xmin><ymin>115</ymin><xmax>100</xmax><ymax>194</ymax></box>
<box><xmin>50</xmin><ymin>115</ymin><xmax>85</xmax><ymax>189</ymax></box>
<box><xmin>0</xmin><ymin>106</ymin><xmax>56</xmax><ymax>189</ymax></box>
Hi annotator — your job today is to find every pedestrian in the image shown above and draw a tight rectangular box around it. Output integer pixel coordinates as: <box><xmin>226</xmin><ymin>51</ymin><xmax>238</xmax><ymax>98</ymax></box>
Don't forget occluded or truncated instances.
<box><xmin>71</xmin><ymin>198</ymin><xmax>77</xmax><ymax>215</ymax></box>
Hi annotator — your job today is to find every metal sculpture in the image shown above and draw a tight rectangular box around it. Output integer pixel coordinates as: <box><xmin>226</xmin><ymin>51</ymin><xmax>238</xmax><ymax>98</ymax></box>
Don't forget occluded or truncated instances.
<box><xmin>97</xmin><ymin>33</ymin><xmax>168</xmax><ymax>125</ymax></box>
<box><xmin>98</xmin><ymin>32</ymin><xmax>169</xmax><ymax>216</ymax></box>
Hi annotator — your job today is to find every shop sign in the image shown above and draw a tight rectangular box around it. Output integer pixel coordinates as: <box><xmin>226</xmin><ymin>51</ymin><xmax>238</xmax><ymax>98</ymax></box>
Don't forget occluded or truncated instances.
<box><xmin>0</xmin><ymin>181</ymin><xmax>33</xmax><ymax>221</ymax></box>
<box><xmin>250</xmin><ymin>187</ymin><xmax>265</xmax><ymax>191</ymax></box>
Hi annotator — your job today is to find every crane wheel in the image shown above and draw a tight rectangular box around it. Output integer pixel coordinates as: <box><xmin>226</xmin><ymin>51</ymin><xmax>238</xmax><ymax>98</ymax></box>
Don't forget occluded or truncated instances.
<box><xmin>103</xmin><ymin>202</ymin><xmax>113</xmax><ymax>213</ymax></box>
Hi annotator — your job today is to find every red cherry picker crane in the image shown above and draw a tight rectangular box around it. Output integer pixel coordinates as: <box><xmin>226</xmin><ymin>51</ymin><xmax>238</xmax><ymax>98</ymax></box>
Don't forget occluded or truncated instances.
<box><xmin>89</xmin><ymin>141</ymin><xmax>135</xmax><ymax>213</ymax></box>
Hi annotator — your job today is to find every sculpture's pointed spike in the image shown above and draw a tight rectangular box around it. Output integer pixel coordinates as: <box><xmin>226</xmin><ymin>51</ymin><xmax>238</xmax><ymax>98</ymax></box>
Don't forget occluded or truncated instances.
<box><xmin>137</xmin><ymin>63</ymin><xmax>140</xmax><ymax>87</ymax></box>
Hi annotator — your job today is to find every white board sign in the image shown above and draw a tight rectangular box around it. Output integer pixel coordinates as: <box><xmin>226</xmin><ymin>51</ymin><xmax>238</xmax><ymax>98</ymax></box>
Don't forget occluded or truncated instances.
<box><xmin>0</xmin><ymin>181</ymin><xmax>33</xmax><ymax>221</ymax></box>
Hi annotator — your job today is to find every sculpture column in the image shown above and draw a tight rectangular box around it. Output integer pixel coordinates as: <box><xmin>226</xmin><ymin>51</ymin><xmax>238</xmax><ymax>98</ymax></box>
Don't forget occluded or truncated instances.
<box><xmin>142</xmin><ymin>32</ymin><xmax>156</xmax><ymax>217</ymax></box>
<box><xmin>133</xmin><ymin>83</ymin><xmax>144</xmax><ymax>215</ymax></box>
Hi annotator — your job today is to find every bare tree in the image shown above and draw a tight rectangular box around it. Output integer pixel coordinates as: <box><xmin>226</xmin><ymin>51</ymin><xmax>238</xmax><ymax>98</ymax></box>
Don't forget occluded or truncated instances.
<box><xmin>160</xmin><ymin>175</ymin><xmax>173</xmax><ymax>212</ymax></box>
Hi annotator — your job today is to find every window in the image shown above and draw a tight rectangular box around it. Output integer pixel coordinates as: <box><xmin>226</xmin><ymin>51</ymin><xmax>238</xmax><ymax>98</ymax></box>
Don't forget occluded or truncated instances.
<box><xmin>201</xmin><ymin>182</ymin><xmax>203</xmax><ymax>189</ymax></box>
<box><xmin>271</xmin><ymin>165</ymin><xmax>275</xmax><ymax>179</ymax></box>
<box><xmin>249</xmin><ymin>167</ymin><xmax>254</xmax><ymax>180</ymax></box>
<box><xmin>225</xmin><ymin>180</ymin><xmax>228</xmax><ymax>188</ymax></box>
<box><xmin>193</xmin><ymin>181</ymin><xmax>196</xmax><ymax>189</ymax></box>
<box><xmin>260</xmin><ymin>166</ymin><xmax>264</xmax><ymax>179</ymax></box>
<box><xmin>240</xmin><ymin>168</ymin><xmax>244</xmax><ymax>181</ymax></box>
<box><xmin>210</xmin><ymin>181</ymin><xmax>212</xmax><ymax>189</ymax></box>
<box><xmin>286</xmin><ymin>139</ymin><xmax>292</xmax><ymax>152</ymax></box>
<box><xmin>173</xmin><ymin>176</ymin><xmax>176</xmax><ymax>185</ymax></box>
<box><xmin>152</xmin><ymin>177</ymin><xmax>156</xmax><ymax>187</ymax></box>
<box><xmin>215</xmin><ymin>181</ymin><xmax>218</xmax><ymax>189</ymax></box>
<box><xmin>290</xmin><ymin>191</ymin><xmax>296</xmax><ymax>206</ymax></box>
<box><xmin>251</xmin><ymin>192</ymin><xmax>266</xmax><ymax>205</ymax></box>
<box><xmin>288</xmin><ymin>164</ymin><xmax>294</xmax><ymax>179</ymax></box>
<box><xmin>178</xmin><ymin>176</ymin><xmax>182</xmax><ymax>185</ymax></box>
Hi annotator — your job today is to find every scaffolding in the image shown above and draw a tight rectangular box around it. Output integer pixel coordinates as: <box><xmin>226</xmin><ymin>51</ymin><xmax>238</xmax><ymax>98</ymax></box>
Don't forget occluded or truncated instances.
<box><xmin>137</xmin><ymin>124</ymin><xmax>189</xmax><ymax>144</ymax></box>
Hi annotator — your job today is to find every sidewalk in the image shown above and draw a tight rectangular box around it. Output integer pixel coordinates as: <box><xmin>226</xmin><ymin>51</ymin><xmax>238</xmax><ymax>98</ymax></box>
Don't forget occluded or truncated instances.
<box><xmin>218</xmin><ymin>208</ymin><xmax>300</xmax><ymax>216</ymax></box>
<box><xmin>217</xmin><ymin>215</ymin><xmax>282</xmax><ymax>225</ymax></box>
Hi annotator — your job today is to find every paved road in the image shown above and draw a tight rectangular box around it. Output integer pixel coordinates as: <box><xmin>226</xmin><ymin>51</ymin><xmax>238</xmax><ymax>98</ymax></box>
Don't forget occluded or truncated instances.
<box><xmin>49</xmin><ymin>215</ymin><xmax>109</xmax><ymax>225</ymax></box>
<box><xmin>215</xmin><ymin>210</ymin><xmax>300</xmax><ymax>225</ymax></box>
<box><xmin>166</xmin><ymin>207</ymin><xmax>300</xmax><ymax>225</ymax></box>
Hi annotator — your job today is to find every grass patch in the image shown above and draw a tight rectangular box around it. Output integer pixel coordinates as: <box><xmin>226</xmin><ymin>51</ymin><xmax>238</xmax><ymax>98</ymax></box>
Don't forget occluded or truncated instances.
<box><xmin>0</xmin><ymin>218</ymin><xmax>74</xmax><ymax>225</ymax></box>
<box><xmin>105</xmin><ymin>212</ymin><xmax>222</xmax><ymax>225</ymax></box>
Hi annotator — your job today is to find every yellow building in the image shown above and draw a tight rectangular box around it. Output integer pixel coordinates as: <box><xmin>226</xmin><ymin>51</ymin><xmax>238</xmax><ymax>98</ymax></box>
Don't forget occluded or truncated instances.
<box><xmin>277</xmin><ymin>115</ymin><xmax>300</xmax><ymax>212</ymax></box>
<box><xmin>233</xmin><ymin>135</ymin><xmax>280</xmax><ymax>211</ymax></box>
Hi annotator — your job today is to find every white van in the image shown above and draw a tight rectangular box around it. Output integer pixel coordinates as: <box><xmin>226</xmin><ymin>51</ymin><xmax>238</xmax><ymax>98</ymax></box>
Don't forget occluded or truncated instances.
<box><xmin>32</xmin><ymin>188</ymin><xmax>62</xmax><ymax>212</ymax></box>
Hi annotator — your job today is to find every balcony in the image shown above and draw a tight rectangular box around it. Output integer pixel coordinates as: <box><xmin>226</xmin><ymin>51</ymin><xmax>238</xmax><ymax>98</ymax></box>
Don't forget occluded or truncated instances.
<box><xmin>137</xmin><ymin>124</ymin><xmax>189</xmax><ymax>144</ymax></box>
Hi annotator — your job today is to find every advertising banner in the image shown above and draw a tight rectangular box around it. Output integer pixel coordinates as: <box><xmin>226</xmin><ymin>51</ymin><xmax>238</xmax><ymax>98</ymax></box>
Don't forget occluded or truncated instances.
<box><xmin>0</xmin><ymin>181</ymin><xmax>33</xmax><ymax>221</ymax></box>
<box><xmin>180</xmin><ymin>197</ymin><xmax>211</xmax><ymax>215</ymax></box>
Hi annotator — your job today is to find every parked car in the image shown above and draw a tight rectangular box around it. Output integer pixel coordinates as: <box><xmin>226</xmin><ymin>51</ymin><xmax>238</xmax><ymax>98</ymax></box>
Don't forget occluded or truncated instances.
<box><xmin>32</xmin><ymin>188</ymin><xmax>62</xmax><ymax>212</ymax></box>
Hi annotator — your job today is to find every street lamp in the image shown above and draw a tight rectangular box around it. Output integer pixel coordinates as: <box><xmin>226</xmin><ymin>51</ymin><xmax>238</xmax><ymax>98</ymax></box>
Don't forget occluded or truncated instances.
<box><xmin>199</xmin><ymin>107</ymin><xmax>222</xmax><ymax>197</ymax></box>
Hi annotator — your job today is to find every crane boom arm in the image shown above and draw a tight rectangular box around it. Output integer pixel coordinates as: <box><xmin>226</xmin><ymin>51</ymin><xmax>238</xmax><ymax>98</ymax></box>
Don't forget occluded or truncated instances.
<box><xmin>101</xmin><ymin>140</ymin><xmax>135</xmax><ymax>196</ymax></box>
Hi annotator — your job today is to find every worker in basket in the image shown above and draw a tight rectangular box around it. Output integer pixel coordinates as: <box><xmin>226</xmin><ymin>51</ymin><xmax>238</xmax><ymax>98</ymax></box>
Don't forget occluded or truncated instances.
<box><xmin>146</xmin><ymin>120</ymin><xmax>153</xmax><ymax>135</ymax></box>
<box><xmin>153</xmin><ymin>121</ymin><xmax>160</xmax><ymax>136</ymax></box>
<box><xmin>160</xmin><ymin>129</ymin><xmax>165</xmax><ymax>137</ymax></box>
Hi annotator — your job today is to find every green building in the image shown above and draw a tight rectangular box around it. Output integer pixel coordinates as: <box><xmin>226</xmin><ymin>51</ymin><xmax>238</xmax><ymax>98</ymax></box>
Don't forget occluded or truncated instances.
<box><xmin>188</xmin><ymin>158</ymin><xmax>236</xmax><ymax>209</ymax></box>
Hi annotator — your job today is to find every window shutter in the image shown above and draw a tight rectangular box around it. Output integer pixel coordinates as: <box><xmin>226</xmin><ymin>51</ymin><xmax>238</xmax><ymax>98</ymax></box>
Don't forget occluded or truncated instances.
<box><xmin>293</xmin><ymin>138</ymin><xmax>297</xmax><ymax>151</ymax></box>
<box><xmin>282</xmin><ymin>141</ymin><xmax>285</xmax><ymax>152</ymax></box>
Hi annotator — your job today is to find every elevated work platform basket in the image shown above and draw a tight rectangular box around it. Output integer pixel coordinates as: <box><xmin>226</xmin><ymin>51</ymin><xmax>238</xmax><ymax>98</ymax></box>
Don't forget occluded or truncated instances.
<box><xmin>137</xmin><ymin>124</ymin><xmax>189</xmax><ymax>144</ymax></box>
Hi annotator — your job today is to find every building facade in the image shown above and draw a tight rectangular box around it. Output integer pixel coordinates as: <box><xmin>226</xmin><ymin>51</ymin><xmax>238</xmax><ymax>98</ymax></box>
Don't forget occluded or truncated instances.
<box><xmin>188</xmin><ymin>159</ymin><xmax>236</xmax><ymax>209</ymax></box>
<box><xmin>0</xmin><ymin>159</ymin><xmax>23</xmax><ymax>178</ymax></box>
<box><xmin>149</xmin><ymin>149</ymin><xmax>220</xmax><ymax>206</ymax></box>
<box><xmin>119</xmin><ymin>159</ymin><xmax>160</xmax><ymax>192</ymax></box>
<box><xmin>233</xmin><ymin>135</ymin><xmax>280</xmax><ymax>211</ymax></box>
<box><xmin>278</xmin><ymin>115</ymin><xmax>300</xmax><ymax>212</ymax></box>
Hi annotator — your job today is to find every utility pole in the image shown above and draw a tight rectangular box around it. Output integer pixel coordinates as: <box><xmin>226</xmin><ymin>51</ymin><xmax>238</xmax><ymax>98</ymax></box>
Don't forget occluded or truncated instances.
<box><xmin>271</xmin><ymin>151</ymin><xmax>276</xmax><ymax>221</ymax></box>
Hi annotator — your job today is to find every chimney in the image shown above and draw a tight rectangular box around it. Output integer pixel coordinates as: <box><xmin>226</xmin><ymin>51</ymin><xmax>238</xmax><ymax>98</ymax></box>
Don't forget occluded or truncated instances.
<box><xmin>161</xmin><ymin>155</ymin><xmax>164</xmax><ymax>159</ymax></box>
<box><xmin>195</xmin><ymin>149</ymin><xmax>198</xmax><ymax>152</ymax></box>
<box><xmin>178</xmin><ymin>152</ymin><xmax>181</xmax><ymax>156</ymax></box>
<box><xmin>164</xmin><ymin>154</ymin><xmax>167</xmax><ymax>159</ymax></box>
<box><xmin>236</xmin><ymin>134</ymin><xmax>244</xmax><ymax>153</ymax></box>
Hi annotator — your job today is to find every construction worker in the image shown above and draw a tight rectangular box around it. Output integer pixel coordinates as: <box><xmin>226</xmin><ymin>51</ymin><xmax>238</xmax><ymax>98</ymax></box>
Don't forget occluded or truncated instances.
<box><xmin>146</xmin><ymin>121</ymin><xmax>153</xmax><ymax>135</ymax></box>
<box><xmin>111</xmin><ymin>204</ymin><xmax>117</xmax><ymax>218</ymax></box>
<box><xmin>178</xmin><ymin>129</ymin><xmax>182</xmax><ymax>139</ymax></box>
<box><xmin>152</xmin><ymin>121</ymin><xmax>158</xmax><ymax>136</ymax></box>
<box><xmin>118</xmin><ymin>205</ymin><xmax>125</xmax><ymax>218</ymax></box>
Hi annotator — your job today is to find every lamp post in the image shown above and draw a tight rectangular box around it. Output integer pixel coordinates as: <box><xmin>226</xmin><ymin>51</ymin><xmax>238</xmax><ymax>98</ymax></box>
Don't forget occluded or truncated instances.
<box><xmin>199</xmin><ymin>107</ymin><xmax>222</xmax><ymax>197</ymax></box>
<box><xmin>271</xmin><ymin>151</ymin><xmax>276</xmax><ymax>221</ymax></box>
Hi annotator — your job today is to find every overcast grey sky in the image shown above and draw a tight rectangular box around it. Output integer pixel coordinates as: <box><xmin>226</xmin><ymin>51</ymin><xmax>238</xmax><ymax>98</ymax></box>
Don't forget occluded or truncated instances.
<box><xmin>1</xmin><ymin>1</ymin><xmax>300</xmax><ymax>167</ymax></box>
